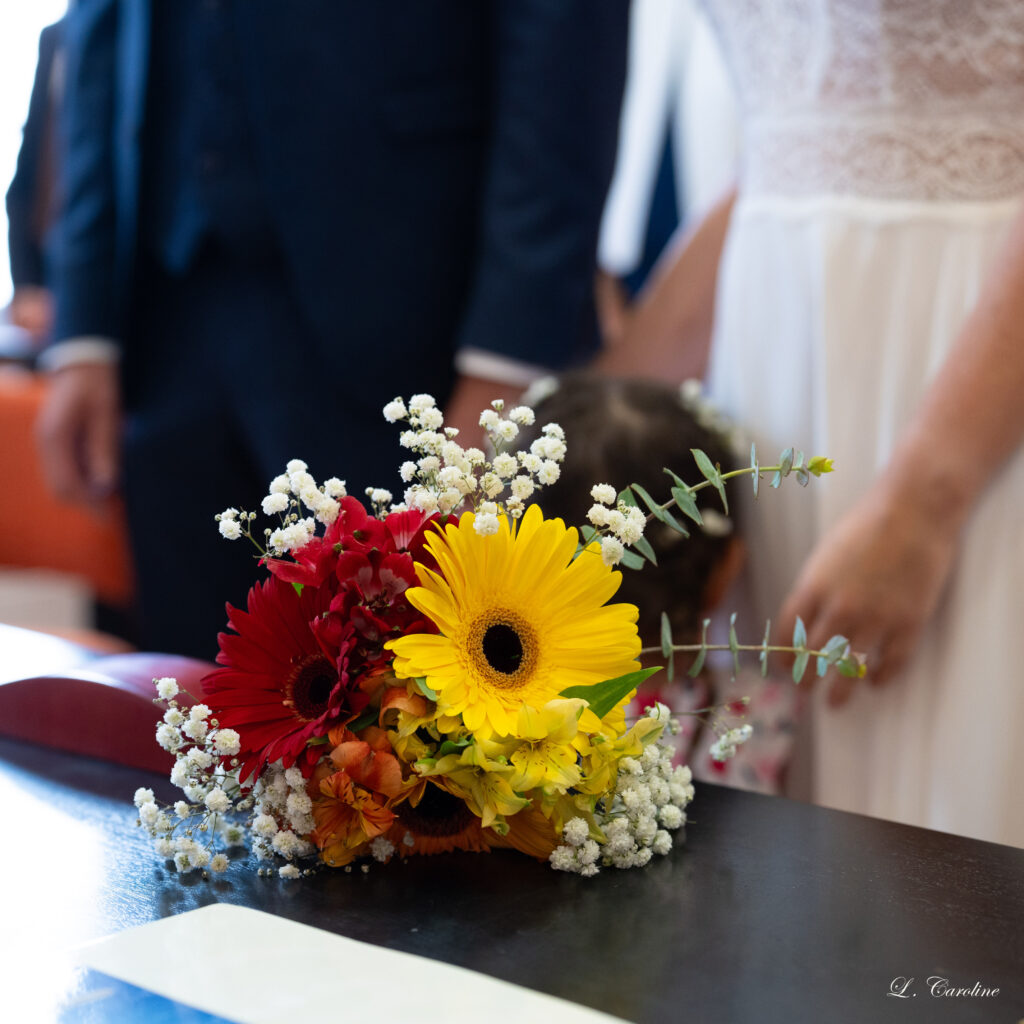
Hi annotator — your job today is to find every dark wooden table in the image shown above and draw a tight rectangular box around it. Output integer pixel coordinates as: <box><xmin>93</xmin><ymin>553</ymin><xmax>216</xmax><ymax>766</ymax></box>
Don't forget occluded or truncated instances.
<box><xmin>2</xmin><ymin>736</ymin><xmax>1021</xmax><ymax>1024</ymax></box>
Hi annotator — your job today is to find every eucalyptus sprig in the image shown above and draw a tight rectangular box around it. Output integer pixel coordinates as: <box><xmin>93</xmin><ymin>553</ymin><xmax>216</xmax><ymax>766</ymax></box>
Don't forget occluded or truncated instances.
<box><xmin>581</xmin><ymin>444</ymin><xmax>834</xmax><ymax>570</ymax></box>
<box><xmin>651</xmin><ymin>612</ymin><xmax>866</xmax><ymax>684</ymax></box>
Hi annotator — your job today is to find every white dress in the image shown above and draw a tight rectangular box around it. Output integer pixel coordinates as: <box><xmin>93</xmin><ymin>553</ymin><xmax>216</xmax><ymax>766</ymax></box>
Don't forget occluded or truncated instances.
<box><xmin>702</xmin><ymin>0</ymin><xmax>1024</xmax><ymax>847</ymax></box>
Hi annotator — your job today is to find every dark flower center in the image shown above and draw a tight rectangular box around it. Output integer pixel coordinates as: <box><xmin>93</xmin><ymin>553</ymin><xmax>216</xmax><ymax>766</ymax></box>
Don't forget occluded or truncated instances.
<box><xmin>396</xmin><ymin>785</ymin><xmax>475</xmax><ymax>837</ymax></box>
<box><xmin>285</xmin><ymin>653</ymin><xmax>338</xmax><ymax>721</ymax></box>
<box><xmin>467</xmin><ymin>608</ymin><xmax>539</xmax><ymax>691</ymax></box>
<box><xmin>482</xmin><ymin>623</ymin><xmax>523</xmax><ymax>674</ymax></box>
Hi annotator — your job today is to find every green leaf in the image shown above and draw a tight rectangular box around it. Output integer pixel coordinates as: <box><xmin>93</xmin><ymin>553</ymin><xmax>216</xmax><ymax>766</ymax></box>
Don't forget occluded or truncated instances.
<box><xmin>619</xmin><ymin>548</ymin><xmax>646</xmax><ymax>570</ymax></box>
<box><xmin>660</xmin><ymin>612</ymin><xmax>675</xmax><ymax>683</ymax></box>
<box><xmin>291</xmin><ymin>582</ymin><xmax>304</xmax><ymax>596</ymax></box>
<box><xmin>652</xmin><ymin>502</ymin><xmax>689</xmax><ymax>536</ymax></box>
<box><xmin>670</xmin><ymin>486</ymin><xmax>703</xmax><ymax>526</ymax></box>
<box><xmin>437</xmin><ymin>738</ymin><xmax>471</xmax><ymax>757</ymax></box>
<box><xmin>728</xmin><ymin>611</ymin><xmax>740</xmax><ymax>678</ymax></box>
<box><xmin>688</xmin><ymin>618</ymin><xmax>711</xmax><ymax>678</ymax></box>
<box><xmin>631</xmin><ymin>483</ymin><xmax>662</xmax><ymax>517</ymax></box>
<box><xmin>560</xmin><ymin>666</ymin><xmax>662</xmax><ymax>719</ymax></box>
<box><xmin>618</xmin><ymin>487</ymin><xmax>638</xmax><ymax>508</ymax></box>
<box><xmin>633</xmin><ymin>533</ymin><xmax>658</xmax><ymax>566</ymax></box>
<box><xmin>348</xmin><ymin>705</ymin><xmax>379</xmax><ymax>732</ymax></box>
<box><xmin>759</xmin><ymin>618</ymin><xmax>771</xmax><ymax>677</ymax></box>
<box><xmin>792</xmin><ymin>650</ymin><xmax>810</xmax><ymax>683</ymax></box>
<box><xmin>692</xmin><ymin>448</ymin><xmax>728</xmax><ymax>514</ymax></box>
<box><xmin>415</xmin><ymin>677</ymin><xmax>437</xmax><ymax>700</ymax></box>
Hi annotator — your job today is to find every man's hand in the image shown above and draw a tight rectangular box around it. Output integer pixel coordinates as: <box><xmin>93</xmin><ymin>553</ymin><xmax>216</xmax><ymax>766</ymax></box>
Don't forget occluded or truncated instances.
<box><xmin>9</xmin><ymin>286</ymin><xmax>54</xmax><ymax>343</ymax></box>
<box><xmin>36</xmin><ymin>361</ymin><xmax>122</xmax><ymax>505</ymax></box>
<box><xmin>443</xmin><ymin>374</ymin><xmax>525</xmax><ymax>448</ymax></box>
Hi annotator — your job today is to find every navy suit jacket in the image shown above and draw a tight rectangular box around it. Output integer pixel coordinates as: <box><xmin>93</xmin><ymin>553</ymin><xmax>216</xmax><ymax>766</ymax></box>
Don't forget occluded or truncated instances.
<box><xmin>53</xmin><ymin>1</ymin><xmax>628</xmax><ymax>396</ymax></box>
<box><xmin>6</xmin><ymin>19</ymin><xmax>64</xmax><ymax>290</ymax></box>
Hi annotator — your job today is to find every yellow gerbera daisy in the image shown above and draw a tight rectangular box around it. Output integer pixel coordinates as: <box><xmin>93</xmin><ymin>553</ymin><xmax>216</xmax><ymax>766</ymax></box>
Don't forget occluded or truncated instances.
<box><xmin>385</xmin><ymin>504</ymin><xmax>641</xmax><ymax>738</ymax></box>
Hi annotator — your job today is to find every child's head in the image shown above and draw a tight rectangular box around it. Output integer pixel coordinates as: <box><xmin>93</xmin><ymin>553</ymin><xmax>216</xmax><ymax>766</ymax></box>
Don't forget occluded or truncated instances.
<box><xmin>522</xmin><ymin>373</ymin><xmax>742</xmax><ymax>645</ymax></box>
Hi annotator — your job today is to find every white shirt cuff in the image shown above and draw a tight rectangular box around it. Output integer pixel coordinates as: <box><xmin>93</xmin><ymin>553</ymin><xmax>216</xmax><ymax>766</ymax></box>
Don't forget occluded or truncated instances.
<box><xmin>38</xmin><ymin>336</ymin><xmax>120</xmax><ymax>372</ymax></box>
<box><xmin>455</xmin><ymin>348</ymin><xmax>550</xmax><ymax>389</ymax></box>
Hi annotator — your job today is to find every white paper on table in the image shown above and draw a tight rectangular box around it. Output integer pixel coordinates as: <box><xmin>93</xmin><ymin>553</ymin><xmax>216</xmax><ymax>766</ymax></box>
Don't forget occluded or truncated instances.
<box><xmin>76</xmin><ymin>903</ymin><xmax>631</xmax><ymax>1024</ymax></box>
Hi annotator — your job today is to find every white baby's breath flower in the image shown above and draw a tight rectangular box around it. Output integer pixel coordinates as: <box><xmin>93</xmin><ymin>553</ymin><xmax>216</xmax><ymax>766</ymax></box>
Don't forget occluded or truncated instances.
<box><xmin>510</xmin><ymin>476</ymin><xmax>535</xmax><ymax>501</ymax></box>
<box><xmin>508</xmin><ymin>406</ymin><xmax>535</xmax><ymax>426</ymax></box>
<box><xmin>479</xmin><ymin>409</ymin><xmax>500</xmax><ymax>429</ymax></box>
<box><xmin>156</xmin><ymin>724</ymin><xmax>183</xmax><ymax>752</ymax></box>
<box><xmin>368</xmin><ymin>488</ymin><xmax>393</xmax><ymax>506</ymax></box>
<box><xmin>408</xmin><ymin>393</ymin><xmax>436</xmax><ymax>413</ymax></box>
<box><xmin>174</xmin><ymin>800</ymin><xmax>190</xmax><ymax>819</ymax></box>
<box><xmin>419</xmin><ymin>407</ymin><xmax>444</xmax><ymax>430</ymax></box>
<box><xmin>186</xmin><ymin>747</ymin><xmax>213</xmax><ymax>771</ymax></box>
<box><xmin>399</xmin><ymin>461</ymin><xmax>418</xmax><ymax>483</ymax></box>
<box><xmin>473</xmin><ymin>513</ymin><xmax>500</xmax><ymax>537</ymax></box>
<box><xmin>587</xmin><ymin>504</ymin><xmax>611</xmax><ymax>528</ymax></box>
<box><xmin>213</xmin><ymin>729</ymin><xmax>241</xmax><ymax>756</ymax></box>
<box><xmin>285</xmin><ymin>459</ymin><xmax>307</xmax><ymax>475</ymax></box>
<box><xmin>562</xmin><ymin>818</ymin><xmax>589</xmax><ymax>847</ymax></box>
<box><xmin>183</xmin><ymin>718</ymin><xmax>209</xmax><ymax>743</ymax></box>
<box><xmin>495</xmin><ymin>419</ymin><xmax>519</xmax><ymax>442</ymax></box>
<box><xmin>218</xmin><ymin>507</ymin><xmax>239</xmax><ymax>521</ymax></box>
<box><xmin>323</xmin><ymin>477</ymin><xmax>347</xmax><ymax>498</ymax></box>
<box><xmin>279</xmin><ymin>864</ymin><xmax>302</xmax><ymax>879</ymax></box>
<box><xmin>253</xmin><ymin>814</ymin><xmax>278</xmax><ymax>838</ymax></box>
<box><xmin>209</xmin><ymin>854</ymin><xmax>229</xmax><ymax>873</ymax></box>
<box><xmin>542</xmin><ymin>422</ymin><xmax>565</xmax><ymax>440</ymax></box>
<box><xmin>480</xmin><ymin>472</ymin><xmax>503</xmax><ymax>499</ymax></box>
<box><xmin>155</xmin><ymin>677</ymin><xmax>179</xmax><ymax>700</ymax></box>
<box><xmin>219</xmin><ymin>519</ymin><xmax>242</xmax><ymax>540</ymax></box>
<box><xmin>537</xmin><ymin>460</ymin><xmax>560</xmax><ymax>485</ymax></box>
<box><xmin>205</xmin><ymin>788</ymin><xmax>231</xmax><ymax>814</ymax></box>
<box><xmin>262</xmin><ymin>492</ymin><xmax>290</xmax><ymax>515</ymax></box>
<box><xmin>492</xmin><ymin>453</ymin><xmax>518</xmax><ymax>479</ymax></box>
<box><xmin>190</xmin><ymin>704</ymin><xmax>211</xmax><ymax>722</ymax></box>
<box><xmin>383</xmin><ymin>398</ymin><xmax>407</xmax><ymax>422</ymax></box>
<box><xmin>268</xmin><ymin>474</ymin><xmax>290</xmax><ymax>494</ymax></box>
<box><xmin>163</xmin><ymin>707</ymin><xmax>184</xmax><ymax>727</ymax></box>
<box><xmin>590</xmin><ymin>483</ymin><xmax>617</xmax><ymax>505</ymax></box>
<box><xmin>370</xmin><ymin>837</ymin><xmax>396</xmax><ymax>863</ymax></box>
<box><xmin>600</xmin><ymin>537</ymin><xmax>624</xmax><ymax>566</ymax></box>
<box><xmin>133</xmin><ymin>787</ymin><xmax>155</xmax><ymax>808</ymax></box>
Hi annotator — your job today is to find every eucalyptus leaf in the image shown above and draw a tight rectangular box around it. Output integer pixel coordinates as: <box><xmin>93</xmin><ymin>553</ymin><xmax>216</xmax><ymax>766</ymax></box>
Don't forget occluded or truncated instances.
<box><xmin>728</xmin><ymin>611</ymin><xmax>740</xmax><ymax>677</ymax></box>
<box><xmin>618</xmin><ymin>487</ymin><xmax>639</xmax><ymax>508</ymax></box>
<box><xmin>633</xmin><ymin>534</ymin><xmax>658</xmax><ymax>566</ymax></box>
<box><xmin>750</xmin><ymin>443</ymin><xmax>760</xmax><ymax>499</ymax></box>
<box><xmin>688</xmin><ymin>618</ymin><xmax>711</xmax><ymax>678</ymax></box>
<box><xmin>631</xmin><ymin>483</ymin><xmax>662</xmax><ymax>517</ymax></box>
<box><xmin>619</xmin><ymin>548</ymin><xmax>646</xmax><ymax>570</ymax></box>
<box><xmin>660</xmin><ymin>611</ymin><xmax>675</xmax><ymax>682</ymax></box>
<box><xmin>415</xmin><ymin>677</ymin><xmax>438</xmax><ymax>700</ymax></box>
<box><xmin>792</xmin><ymin>650</ymin><xmax>810</xmax><ymax>683</ymax></box>
<box><xmin>692</xmin><ymin>448</ymin><xmax>728</xmax><ymax>513</ymax></box>
<box><xmin>560</xmin><ymin>666</ymin><xmax>662</xmax><ymax>719</ymax></box>
<box><xmin>792</xmin><ymin>616</ymin><xmax>807</xmax><ymax>649</ymax></box>
<box><xmin>759</xmin><ymin>618</ymin><xmax>771</xmax><ymax>676</ymax></box>
<box><xmin>670</xmin><ymin>486</ymin><xmax>703</xmax><ymax>526</ymax></box>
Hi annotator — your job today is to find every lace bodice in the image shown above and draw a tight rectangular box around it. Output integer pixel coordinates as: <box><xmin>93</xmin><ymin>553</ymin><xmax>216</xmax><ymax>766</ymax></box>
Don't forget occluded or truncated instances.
<box><xmin>701</xmin><ymin>0</ymin><xmax>1024</xmax><ymax>201</ymax></box>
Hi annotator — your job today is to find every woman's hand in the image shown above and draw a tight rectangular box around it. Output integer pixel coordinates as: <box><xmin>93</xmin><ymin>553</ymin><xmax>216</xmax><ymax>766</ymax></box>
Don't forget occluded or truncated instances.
<box><xmin>778</xmin><ymin>477</ymin><xmax>961</xmax><ymax>706</ymax></box>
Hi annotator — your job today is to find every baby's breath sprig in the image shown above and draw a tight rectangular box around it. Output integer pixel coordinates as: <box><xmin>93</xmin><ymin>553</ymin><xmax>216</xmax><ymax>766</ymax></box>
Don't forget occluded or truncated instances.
<box><xmin>383</xmin><ymin>394</ymin><xmax>566</xmax><ymax>532</ymax></box>
<box><xmin>550</xmin><ymin>704</ymin><xmax>693</xmax><ymax>876</ymax></box>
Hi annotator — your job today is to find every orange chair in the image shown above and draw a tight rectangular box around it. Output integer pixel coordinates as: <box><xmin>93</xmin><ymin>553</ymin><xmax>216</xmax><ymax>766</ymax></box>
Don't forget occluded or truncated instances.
<box><xmin>0</xmin><ymin>369</ymin><xmax>134</xmax><ymax>609</ymax></box>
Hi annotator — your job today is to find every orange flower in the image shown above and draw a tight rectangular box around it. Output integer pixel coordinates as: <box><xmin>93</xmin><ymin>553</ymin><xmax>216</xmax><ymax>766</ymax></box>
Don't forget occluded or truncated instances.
<box><xmin>489</xmin><ymin>804</ymin><xmax>560</xmax><ymax>860</ymax></box>
<box><xmin>310</xmin><ymin>734</ymin><xmax>405</xmax><ymax>866</ymax></box>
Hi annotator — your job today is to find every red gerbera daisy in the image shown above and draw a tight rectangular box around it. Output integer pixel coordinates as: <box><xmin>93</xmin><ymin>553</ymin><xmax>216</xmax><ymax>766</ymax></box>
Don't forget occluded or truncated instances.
<box><xmin>202</xmin><ymin>573</ymin><xmax>360</xmax><ymax>781</ymax></box>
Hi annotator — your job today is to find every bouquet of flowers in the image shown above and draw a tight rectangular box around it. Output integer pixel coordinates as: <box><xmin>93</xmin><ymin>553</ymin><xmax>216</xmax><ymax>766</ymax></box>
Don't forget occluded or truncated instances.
<box><xmin>135</xmin><ymin>394</ymin><xmax>857</xmax><ymax>879</ymax></box>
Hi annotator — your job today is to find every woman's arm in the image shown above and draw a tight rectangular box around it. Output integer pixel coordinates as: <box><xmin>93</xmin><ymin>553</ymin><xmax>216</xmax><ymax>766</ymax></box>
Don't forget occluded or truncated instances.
<box><xmin>780</xmin><ymin>204</ymin><xmax>1024</xmax><ymax>705</ymax></box>
<box><xmin>596</xmin><ymin>186</ymin><xmax>736</xmax><ymax>381</ymax></box>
